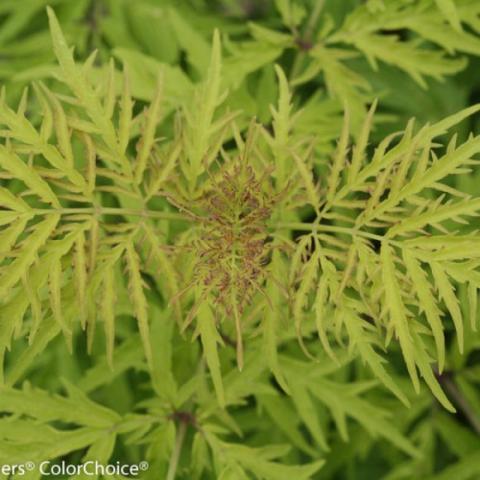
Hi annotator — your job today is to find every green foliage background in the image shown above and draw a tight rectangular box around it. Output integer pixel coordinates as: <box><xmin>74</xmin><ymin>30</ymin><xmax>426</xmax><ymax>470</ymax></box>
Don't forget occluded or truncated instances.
<box><xmin>1</xmin><ymin>0</ymin><xmax>480</xmax><ymax>479</ymax></box>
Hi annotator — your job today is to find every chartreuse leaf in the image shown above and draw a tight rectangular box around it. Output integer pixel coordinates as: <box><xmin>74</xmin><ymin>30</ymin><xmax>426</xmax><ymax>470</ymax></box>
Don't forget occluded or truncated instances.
<box><xmin>0</xmin><ymin>224</ymin><xmax>88</xmax><ymax>383</ymax></box>
<box><xmin>135</xmin><ymin>73</ymin><xmax>162</xmax><ymax>184</ymax></box>
<box><xmin>293</xmin><ymin>247</ymin><xmax>319</xmax><ymax>359</ymax></box>
<box><xmin>274</xmin><ymin>0</ymin><xmax>306</xmax><ymax>27</ymax></box>
<box><xmin>259</xmin><ymin>393</ymin><xmax>317</xmax><ymax>456</ymax></box>
<box><xmin>0</xmin><ymin>383</ymin><xmax>120</xmax><ymax>428</ymax></box>
<box><xmin>430</xmin><ymin>261</ymin><xmax>464</xmax><ymax>353</ymax></box>
<box><xmin>196</xmin><ymin>301</ymin><xmax>225</xmax><ymax>407</ymax></box>
<box><xmin>113</xmin><ymin>47</ymin><xmax>193</xmax><ymax>104</ymax></box>
<box><xmin>219</xmin><ymin>464</ymin><xmax>250</xmax><ymax>480</ymax></box>
<box><xmin>0</xmin><ymin>185</ymin><xmax>30</xmax><ymax>212</ymax></box>
<box><xmin>468</xmin><ymin>282</ymin><xmax>478</xmax><ymax>331</ymax></box>
<box><xmin>313</xmin><ymin>262</ymin><xmax>335</xmax><ymax>359</ymax></box>
<box><xmin>0</xmin><ymin>214</ymin><xmax>60</xmax><ymax>299</ymax></box>
<box><xmin>309</xmin><ymin>378</ymin><xmax>420</xmax><ymax>458</ymax></box>
<box><xmin>47</xmin><ymin>7</ymin><xmax>131</xmax><ymax>176</ymax></box>
<box><xmin>49</xmin><ymin>255</ymin><xmax>72</xmax><ymax>350</ymax></box>
<box><xmin>288</xmin><ymin>377</ymin><xmax>330</xmax><ymax>451</ymax></box>
<box><xmin>222</xmin><ymin>42</ymin><xmax>283</xmax><ymax>91</ymax></box>
<box><xmin>77</xmin><ymin>335</ymin><xmax>144</xmax><ymax>393</ymax></box>
<box><xmin>0</xmin><ymin>219</ymin><xmax>28</xmax><ymax>262</ymax></box>
<box><xmin>191</xmin><ymin>431</ymin><xmax>210</xmax><ymax>479</ymax></box>
<box><xmin>206</xmin><ymin>426</ymin><xmax>323</xmax><ymax>480</ymax></box>
<box><xmin>349</xmin><ymin>100</ymin><xmax>376</xmax><ymax>183</ymax></box>
<box><xmin>381</xmin><ymin>242</ymin><xmax>420</xmax><ymax>392</ymax></box>
<box><xmin>270</xmin><ymin>64</ymin><xmax>294</xmax><ymax>189</ymax></box>
<box><xmin>294</xmin><ymin>46</ymin><xmax>370</xmax><ymax>127</ymax></box>
<box><xmin>76</xmin><ymin>433</ymin><xmax>116</xmax><ymax>480</ymax></box>
<box><xmin>401</xmin><ymin>136</ymin><xmax>480</xmax><ymax>200</ymax></box>
<box><xmin>149</xmin><ymin>303</ymin><xmax>177</xmax><ymax>402</ymax></box>
<box><xmin>350</xmin><ymin>33</ymin><xmax>466</xmax><ymax>88</ymax></box>
<box><xmin>101</xmin><ymin>267</ymin><xmax>116</xmax><ymax>369</ymax></box>
<box><xmin>0</xmin><ymin>145</ymin><xmax>58</xmax><ymax>206</ymax></box>
<box><xmin>183</xmin><ymin>28</ymin><xmax>223</xmax><ymax>192</ymax></box>
<box><xmin>0</xmin><ymin>428</ymin><xmax>104</xmax><ymax>465</ymax></box>
<box><xmin>435</xmin><ymin>0</ymin><xmax>462</xmax><ymax>32</ymax></box>
<box><xmin>410</xmin><ymin>329</ymin><xmax>455</xmax><ymax>412</ymax></box>
<box><xmin>327</xmin><ymin>106</ymin><xmax>350</xmax><ymax>201</ymax></box>
<box><xmin>6</xmin><ymin>316</ymin><xmax>60</xmax><ymax>388</ymax></box>
<box><xmin>124</xmin><ymin>241</ymin><xmax>153</xmax><ymax>368</ymax></box>
<box><xmin>167</xmin><ymin>7</ymin><xmax>210</xmax><ymax>75</ymax></box>
<box><xmin>118</xmin><ymin>65</ymin><xmax>133</xmax><ymax>154</ymax></box>
<box><xmin>263</xmin><ymin>250</ymin><xmax>289</xmax><ymax>393</ymax></box>
<box><xmin>389</xmin><ymin>198</ymin><xmax>480</xmax><ymax>237</ymax></box>
<box><xmin>403</xmin><ymin>249</ymin><xmax>446</xmax><ymax>372</ymax></box>
<box><xmin>142</xmin><ymin>222</ymin><xmax>182</xmax><ymax>322</ymax></box>
<box><xmin>0</xmin><ymin>95</ymin><xmax>86</xmax><ymax>189</ymax></box>
<box><xmin>342</xmin><ymin>305</ymin><xmax>409</xmax><ymax>405</ymax></box>
<box><xmin>73</xmin><ymin>231</ymin><xmax>87</xmax><ymax>327</ymax></box>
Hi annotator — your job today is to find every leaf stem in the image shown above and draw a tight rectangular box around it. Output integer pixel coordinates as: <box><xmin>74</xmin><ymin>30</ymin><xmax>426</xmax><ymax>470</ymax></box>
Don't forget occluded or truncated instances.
<box><xmin>166</xmin><ymin>420</ymin><xmax>187</xmax><ymax>480</ymax></box>
<box><xmin>305</xmin><ymin>0</ymin><xmax>326</xmax><ymax>39</ymax></box>
<box><xmin>31</xmin><ymin>207</ymin><xmax>190</xmax><ymax>222</ymax></box>
<box><xmin>274</xmin><ymin>221</ymin><xmax>388</xmax><ymax>244</ymax></box>
<box><xmin>290</xmin><ymin>0</ymin><xmax>325</xmax><ymax>81</ymax></box>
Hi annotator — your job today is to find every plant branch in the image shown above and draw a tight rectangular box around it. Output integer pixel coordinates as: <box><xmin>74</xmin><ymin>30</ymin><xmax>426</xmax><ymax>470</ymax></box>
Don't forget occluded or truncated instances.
<box><xmin>274</xmin><ymin>221</ymin><xmax>391</xmax><ymax>244</ymax></box>
<box><xmin>305</xmin><ymin>0</ymin><xmax>325</xmax><ymax>39</ymax></box>
<box><xmin>437</xmin><ymin>372</ymin><xmax>480</xmax><ymax>435</ymax></box>
<box><xmin>166</xmin><ymin>420</ymin><xmax>187</xmax><ymax>480</ymax></box>
<box><xmin>31</xmin><ymin>207</ymin><xmax>190</xmax><ymax>222</ymax></box>
<box><xmin>290</xmin><ymin>0</ymin><xmax>325</xmax><ymax>81</ymax></box>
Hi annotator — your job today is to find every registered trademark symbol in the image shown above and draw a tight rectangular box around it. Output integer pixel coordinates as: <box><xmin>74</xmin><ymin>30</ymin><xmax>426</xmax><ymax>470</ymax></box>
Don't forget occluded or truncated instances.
<box><xmin>139</xmin><ymin>461</ymin><xmax>149</xmax><ymax>471</ymax></box>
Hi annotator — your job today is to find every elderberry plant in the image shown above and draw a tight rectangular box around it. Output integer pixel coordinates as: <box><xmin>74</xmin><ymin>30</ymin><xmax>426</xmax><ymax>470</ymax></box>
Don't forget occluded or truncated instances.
<box><xmin>0</xmin><ymin>2</ymin><xmax>480</xmax><ymax>479</ymax></box>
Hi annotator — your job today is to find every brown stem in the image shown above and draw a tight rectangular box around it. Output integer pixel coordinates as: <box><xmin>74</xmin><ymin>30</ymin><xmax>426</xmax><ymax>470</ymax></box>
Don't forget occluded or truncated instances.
<box><xmin>437</xmin><ymin>372</ymin><xmax>480</xmax><ymax>435</ymax></box>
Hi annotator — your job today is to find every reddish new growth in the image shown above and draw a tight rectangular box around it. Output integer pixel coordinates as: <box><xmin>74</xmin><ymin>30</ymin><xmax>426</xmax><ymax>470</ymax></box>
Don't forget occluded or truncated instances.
<box><xmin>193</xmin><ymin>152</ymin><xmax>277</xmax><ymax>369</ymax></box>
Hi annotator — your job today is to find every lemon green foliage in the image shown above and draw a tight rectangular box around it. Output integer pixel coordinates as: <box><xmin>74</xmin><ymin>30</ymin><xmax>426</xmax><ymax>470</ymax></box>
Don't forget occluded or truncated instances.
<box><xmin>1</xmin><ymin>1</ymin><xmax>480</xmax><ymax>479</ymax></box>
